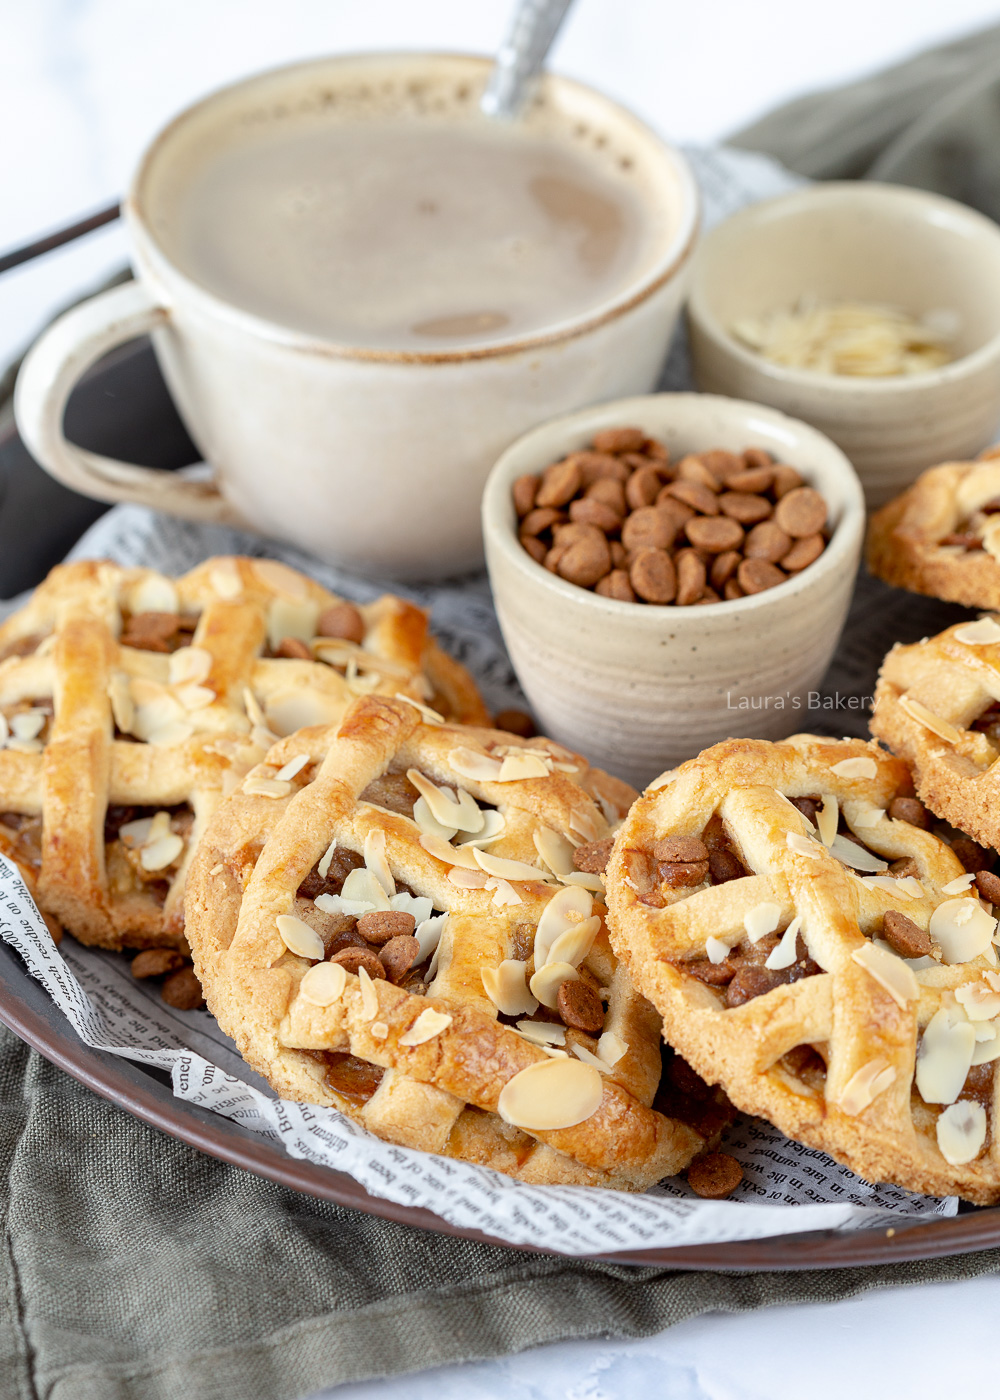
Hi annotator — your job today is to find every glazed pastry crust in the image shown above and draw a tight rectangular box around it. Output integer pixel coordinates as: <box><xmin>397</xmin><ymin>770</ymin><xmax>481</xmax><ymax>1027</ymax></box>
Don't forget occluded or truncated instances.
<box><xmin>868</xmin><ymin>447</ymin><xmax>1000</xmax><ymax>608</ymax></box>
<box><xmin>184</xmin><ymin>694</ymin><xmax>704</xmax><ymax>1189</ymax></box>
<box><xmin>605</xmin><ymin>735</ymin><xmax>1000</xmax><ymax>1204</ymax></box>
<box><xmin>872</xmin><ymin>618</ymin><xmax>1000</xmax><ymax>850</ymax></box>
<box><xmin>0</xmin><ymin>557</ymin><xmax>487</xmax><ymax>951</ymax></box>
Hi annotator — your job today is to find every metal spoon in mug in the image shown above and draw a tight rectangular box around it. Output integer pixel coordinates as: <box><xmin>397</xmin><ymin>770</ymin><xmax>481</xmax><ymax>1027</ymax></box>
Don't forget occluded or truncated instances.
<box><xmin>481</xmin><ymin>0</ymin><xmax>576</xmax><ymax>120</ymax></box>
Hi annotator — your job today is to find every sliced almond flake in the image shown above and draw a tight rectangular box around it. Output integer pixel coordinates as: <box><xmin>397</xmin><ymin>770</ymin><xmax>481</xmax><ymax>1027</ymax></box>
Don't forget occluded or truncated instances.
<box><xmin>860</xmin><ymin>874</ymin><xmax>921</xmax><ymax>899</ymax></box>
<box><xmin>482</xmin><ymin>960</ymin><xmax>538</xmax><ymax>1017</ymax></box>
<box><xmin>852</xmin><ymin>803</ymin><xmax>886</xmax><ymax>829</ymax></box>
<box><xmin>559</xmin><ymin>871</ymin><xmax>606</xmax><ymax>892</ymax></box>
<box><xmin>5</xmin><ymin>737</ymin><xmax>42</xmax><ymax>755</ymax></box>
<box><xmin>243</xmin><ymin>687</ymin><xmax>267</xmax><ymax>729</ymax></box>
<box><xmin>816</xmin><ymin>794</ymin><xmax>838</xmax><ymax>846</ymax></box>
<box><xmin>473</xmin><ymin>847</ymin><xmax>544</xmax><ymax>883</ymax></box>
<box><xmin>535</xmin><ymin>885</ymin><xmax>594</xmax><ymax>966</ymax></box>
<box><xmin>268</xmin><ymin>597</ymin><xmax>320</xmax><ymax>652</ymax></box>
<box><xmin>419</xmin><ymin>832</ymin><xmax>480</xmax><ymax>871</ymax></box>
<box><xmin>243</xmin><ymin>776</ymin><xmax>293</xmax><ymax>799</ymax></box>
<box><xmin>251</xmin><ymin>724</ymin><xmax>278</xmax><ymax>751</ymax></box>
<box><xmin>497</xmin><ymin>753</ymin><xmax>550</xmax><ymax>782</ymax></box>
<box><xmin>837</xmin><ymin>1059</ymin><xmax>897</xmax><ymax>1115</ymax></box>
<box><xmin>108</xmin><ymin>670</ymin><xmax>135</xmax><ymax>733</ymax></box>
<box><xmin>414</xmin><ymin>913</ymin><xmax>447</xmax><ymax>962</ymax></box>
<box><xmin>852</xmin><ymin>941</ymin><xmax>919</xmax><ymax>1008</ymax></box>
<box><xmin>898</xmin><ymin>694</ymin><xmax>963</xmax><ymax>745</ymax></box>
<box><xmin>146</xmin><ymin>720</ymin><xmax>195</xmax><ymax>747</ymax></box>
<box><xmin>448</xmin><ymin>866</ymin><xmax>489</xmax><ymax>889</ymax></box>
<box><xmin>347</xmin><ymin>670</ymin><xmax>381</xmax><ymax>695</ymax></box>
<box><xmin>175</xmin><ymin>683</ymin><xmax>216</xmax><ymax>712</ymax></box>
<box><xmin>937</xmin><ymin>1100</ymin><xmax>988</xmax><ymax>1164</ymax></box>
<box><xmin>407</xmin><ymin>769</ymin><xmax>484</xmax><ymax>834</ymax></box>
<box><xmin>515</xmin><ymin>1020</ymin><xmax>566</xmax><ymax>1046</ymax></box>
<box><xmin>276</xmin><ymin>914</ymin><xmax>324</xmax><ymax>961</ymax></box>
<box><xmin>129</xmin><ymin>573</ymin><xmax>178</xmax><ymax>615</ymax></box>
<box><xmin>275</xmin><ymin>753</ymin><xmax>310</xmax><ymax>783</ymax></box>
<box><xmin>930</xmin><ymin>898</ymin><xmax>997</xmax><ymax>964</ymax></box>
<box><xmin>485</xmin><ymin>877</ymin><xmax>522</xmax><ymax>907</ymax></box>
<box><xmin>317</xmin><ymin>838</ymin><xmax>338</xmax><ymax>880</ymax></box>
<box><xmin>546</xmin><ymin>916</ymin><xmax>601</xmax><ymax>969</ymax></box>
<box><xmin>765</xmin><ymin>915</ymin><xmax>803</xmax><ymax>971</ymax></box>
<box><xmin>541</xmin><ymin>1046</ymin><xmax>570</xmax><ymax>1058</ymax></box>
<box><xmin>830</xmin><ymin>756</ymin><xmax>878</xmax><ymax>780</ymax></box>
<box><xmin>300</xmin><ymin>961</ymin><xmax>347</xmax><ymax>1006</ymax></box>
<box><xmin>140</xmin><ymin>833</ymin><xmax>184</xmax><ymax>871</ymax></box>
<box><xmin>341</xmin><ymin>866</ymin><xmax>391</xmax><ymax>912</ymax></box>
<box><xmin>399</xmin><ymin>1007</ymin><xmax>452</xmax><ymax>1046</ymax></box>
<box><xmin>210</xmin><ymin>560</ymin><xmax>243</xmax><ymax>599</ymax></box>
<box><xmin>954</xmin><ymin>617</ymin><xmax>1000</xmax><ymax>646</ymax></box>
<box><xmin>955</xmin><ymin>982</ymin><xmax>1000</xmax><ymax>1020</ymax></box>
<box><xmin>571</xmin><ymin>1042</ymin><xmax>611</xmax><ymax>1073</ymax></box>
<box><xmin>454</xmin><ymin>810</ymin><xmax>506</xmax><ymax>848</ymax></box>
<box><xmin>971</xmin><ymin>1024</ymin><xmax>1000</xmax><ymax>1065</ymax></box>
<box><xmin>209</xmin><ymin>863</ymin><xmax>223</xmax><ymax>877</ymax></box>
<box><xmin>168</xmin><ymin>646</ymin><xmax>212</xmax><ymax>686</ymax></box>
<box><xmin>370</xmin><ymin>1021</ymin><xmax>389</xmax><ymax>1040</ymax></box>
<box><xmin>0</xmin><ymin>714</ymin><xmax>13</xmax><ymax>746</ymax></box>
<box><xmin>568</xmin><ymin>809</ymin><xmax>602</xmax><ymax>843</ymax></box>
<box><xmin>529</xmin><ymin>960</ymin><xmax>579</xmax><ymax>1009</ymax></box>
<box><xmin>943</xmin><ymin>873</ymin><xmax>978</xmax><ymax>895</ymax></box>
<box><xmin>706</xmin><ymin>936</ymin><xmax>735</xmax><ymax>964</ymax></box>
<box><xmin>986</xmin><ymin>970</ymin><xmax>1000</xmax><ymax>991</ymax></box>
<box><xmin>745</xmin><ymin>901</ymin><xmax>782</xmax><ymax>943</ymax></box>
<box><xmin>131</xmin><ymin>692</ymin><xmax>185</xmax><ymax>741</ymax></box>
<box><xmin>534</xmin><ymin>827</ymin><xmax>576</xmax><ymax>878</ymax></box>
<box><xmin>647</xmin><ymin>770</ymin><xmax>677</xmax><ymax>791</ymax></box>
<box><xmin>786</xmin><ymin>832</ymin><xmax>822</xmax><ymax>860</ymax></box>
<box><xmin>119</xmin><ymin>816</ymin><xmax>155</xmax><ymax>848</ymax></box>
<box><xmin>828</xmin><ymin>832</ymin><xmax>888</xmax><ymax>873</ymax></box>
<box><xmin>497</xmin><ymin>1058</ymin><xmax>602</xmax><ymax>1131</ymax></box>
<box><xmin>448</xmin><ymin>747</ymin><xmax>504</xmax><ymax>782</ymax></box>
<box><xmin>8</xmin><ymin>711</ymin><xmax>45</xmax><ymax>742</ymax></box>
<box><xmin>266</xmin><ymin>691</ymin><xmax>340</xmax><ymax>737</ymax></box>
<box><xmin>412</xmin><ymin>795</ymin><xmax>459</xmax><ymax>843</ymax></box>
<box><xmin>598</xmin><ymin>1031</ymin><xmax>628</xmax><ymax>1067</ymax></box>
<box><xmin>390</xmin><ymin>892</ymin><xmax>434</xmax><ymax>924</ymax></box>
<box><xmin>254</xmin><ymin>558</ymin><xmax>310</xmax><ymax>597</ymax></box>
<box><xmin>984</xmin><ymin>520</ymin><xmax>1000</xmax><ymax>562</ymax></box>
<box><xmin>357</xmin><ymin>966</ymin><xmax>379</xmax><ymax>1020</ymax></box>
<box><xmin>393</xmin><ymin>693</ymin><xmax>445</xmax><ymax>724</ymax></box>
<box><xmin>364</xmin><ymin>829</ymin><xmax>396</xmax><ymax>897</ymax></box>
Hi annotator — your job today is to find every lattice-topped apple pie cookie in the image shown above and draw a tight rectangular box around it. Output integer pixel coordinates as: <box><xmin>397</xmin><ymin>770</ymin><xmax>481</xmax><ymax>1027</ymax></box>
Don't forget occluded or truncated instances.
<box><xmin>183</xmin><ymin>694</ymin><xmax>711</xmax><ymax>1188</ymax></box>
<box><xmin>868</xmin><ymin>446</ymin><xmax>1000</xmax><ymax>608</ymax></box>
<box><xmin>0</xmin><ymin>557</ymin><xmax>486</xmax><ymax>952</ymax></box>
<box><xmin>871</xmin><ymin>614</ymin><xmax>1000</xmax><ymax>852</ymax></box>
<box><xmin>605</xmin><ymin>734</ymin><xmax>1000</xmax><ymax>1203</ymax></box>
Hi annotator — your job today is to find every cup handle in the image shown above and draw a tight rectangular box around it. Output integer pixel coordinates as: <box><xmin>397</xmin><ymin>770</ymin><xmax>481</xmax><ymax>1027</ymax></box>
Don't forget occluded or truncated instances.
<box><xmin>14</xmin><ymin>280</ymin><xmax>244</xmax><ymax>525</ymax></box>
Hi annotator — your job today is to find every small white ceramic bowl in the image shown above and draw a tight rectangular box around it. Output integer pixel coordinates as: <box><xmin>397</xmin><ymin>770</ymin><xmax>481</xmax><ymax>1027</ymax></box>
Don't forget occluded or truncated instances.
<box><xmin>482</xmin><ymin>392</ymin><xmax>865</xmax><ymax>788</ymax></box>
<box><xmin>687</xmin><ymin>183</ymin><xmax>1000</xmax><ymax>508</ymax></box>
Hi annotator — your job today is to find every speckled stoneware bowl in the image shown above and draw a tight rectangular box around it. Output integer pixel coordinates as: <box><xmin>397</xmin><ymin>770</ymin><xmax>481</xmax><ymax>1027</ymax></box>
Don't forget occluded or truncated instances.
<box><xmin>687</xmin><ymin>183</ymin><xmax>1000</xmax><ymax>508</ymax></box>
<box><xmin>482</xmin><ymin>392</ymin><xmax>865</xmax><ymax>788</ymax></box>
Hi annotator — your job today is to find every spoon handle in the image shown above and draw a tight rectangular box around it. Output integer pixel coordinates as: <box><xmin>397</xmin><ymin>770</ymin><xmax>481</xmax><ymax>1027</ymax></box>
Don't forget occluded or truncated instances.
<box><xmin>480</xmin><ymin>0</ymin><xmax>576</xmax><ymax>120</ymax></box>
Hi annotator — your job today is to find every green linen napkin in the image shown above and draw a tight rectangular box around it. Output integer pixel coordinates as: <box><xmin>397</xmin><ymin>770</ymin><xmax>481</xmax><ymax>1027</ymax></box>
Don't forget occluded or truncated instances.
<box><xmin>4</xmin><ymin>1024</ymin><xmax>1000</xmax><ymax>1400</ymax></box>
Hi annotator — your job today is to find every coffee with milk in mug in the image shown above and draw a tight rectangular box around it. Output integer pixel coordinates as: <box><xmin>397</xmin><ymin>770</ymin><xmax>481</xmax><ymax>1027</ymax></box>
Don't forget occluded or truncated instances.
<box><xmin>147</xmin><ymin>83</ymin><xmax>668</xmax><ymax>351</ymax></box>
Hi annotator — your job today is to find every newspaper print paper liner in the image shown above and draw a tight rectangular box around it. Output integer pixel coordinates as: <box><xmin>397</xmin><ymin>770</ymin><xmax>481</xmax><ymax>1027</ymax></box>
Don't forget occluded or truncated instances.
<box><xmin>0</xmin><ymin>855</ymin><xmax>955</xmax><ymax>1255</ymax></box>
<box><xmin>0</xmin><ymin>146</ymin><xmax>957</xmax><ymax>1253</ymax></box>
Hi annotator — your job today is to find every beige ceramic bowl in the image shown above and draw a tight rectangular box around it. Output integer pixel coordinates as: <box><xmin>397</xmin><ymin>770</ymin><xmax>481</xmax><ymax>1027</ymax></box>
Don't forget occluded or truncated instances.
<box><xmin>687</xmin><ymin>183</ymin><xmax>1000</xmax><ymax>508</ymax></box>
<box><xmin>482</xmin><ymin>392</ymin><xmax>865</xmax><ymax>788</ymax></box>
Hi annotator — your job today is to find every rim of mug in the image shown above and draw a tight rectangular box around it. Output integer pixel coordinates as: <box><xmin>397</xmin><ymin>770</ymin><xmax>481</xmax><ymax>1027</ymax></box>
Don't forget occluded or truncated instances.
<box><xmin>126</xmin><ymin>51</ymin><xmax>701</xmax><ymax>366</ymax></box>
<box><xmin>482</xmin><ymin>391</ymin><xmax>867</xmax><ymax>624</ymax></box>
<box><xmin>687</xmin><ymin>182</ymin><xmax>1000</xmax><ymax>396</ymax></box>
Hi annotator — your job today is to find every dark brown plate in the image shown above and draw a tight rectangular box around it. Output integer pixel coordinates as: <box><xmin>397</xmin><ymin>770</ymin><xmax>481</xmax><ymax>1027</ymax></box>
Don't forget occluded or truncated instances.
<box><xmin>3</xmin><ymin>337</ymin><xmax>1000</xmax><ymax>1269</ymax></box>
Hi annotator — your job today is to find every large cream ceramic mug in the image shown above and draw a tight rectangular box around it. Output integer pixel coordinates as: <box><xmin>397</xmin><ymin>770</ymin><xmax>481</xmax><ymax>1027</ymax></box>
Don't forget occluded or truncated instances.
<box><xmin>14</xmin><ymin>53</ymin><xmax>699</xmax><ymax>580</ymax></box>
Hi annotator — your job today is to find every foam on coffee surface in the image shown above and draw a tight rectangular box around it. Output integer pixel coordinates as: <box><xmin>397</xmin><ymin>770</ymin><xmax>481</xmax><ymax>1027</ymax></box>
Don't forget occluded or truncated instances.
<box><xmin>142</xmin><ymin>62</ymin><xmax>677</xmax><ymax>352</ymax></box>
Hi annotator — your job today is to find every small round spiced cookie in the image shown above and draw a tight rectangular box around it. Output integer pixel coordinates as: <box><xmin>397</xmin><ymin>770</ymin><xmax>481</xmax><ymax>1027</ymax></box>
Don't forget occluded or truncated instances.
<box><xmin>184</xmin><ymin>694</ymin><xmax>709</xmax><ymax>1189</ymax></box>
<box><xmin>0</xmin><ymin>557</ymin><xmax>486</xmax><ymax>951</ymax></box>
<box><xmin>606</xmin><ymin>734</ymin><xmax>1000</xmax><ymax>1203</ymax></box>
<box><xmin>868</xmin><ymin>446</ymin><xmax>1000</xmax><ymax>608</ymax></box>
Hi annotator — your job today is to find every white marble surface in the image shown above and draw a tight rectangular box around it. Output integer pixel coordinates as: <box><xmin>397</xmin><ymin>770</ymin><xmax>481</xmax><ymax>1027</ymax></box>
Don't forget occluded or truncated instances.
<box><xmin>5</xmin><ymin>3</ymin><xmax>1000</xmax><ymax>1395</ymax></box>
